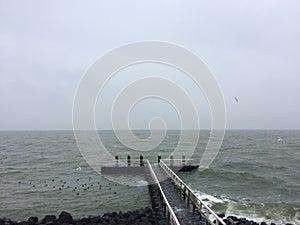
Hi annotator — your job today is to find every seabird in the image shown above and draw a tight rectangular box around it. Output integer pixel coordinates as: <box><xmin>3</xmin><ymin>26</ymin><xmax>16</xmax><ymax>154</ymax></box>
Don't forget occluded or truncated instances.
<box><xmin>234</xmin><ymin>96</ymin><xmax>239</xmax><ymax>103</ymax></box>
<box><xmin>277</xmin><ymin>137</ymin><xmax>284</xmax><ymax>143</ymax></box>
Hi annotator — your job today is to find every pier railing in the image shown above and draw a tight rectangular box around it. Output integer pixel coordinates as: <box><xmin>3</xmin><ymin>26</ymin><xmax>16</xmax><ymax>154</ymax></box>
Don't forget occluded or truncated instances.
<box><xmin>159</xmin><ymin>160</ymin><xmax>226</xmax><ymax>225</ymax></box>
<box><xmin>146</xmin><ymin>160</ymin><xmax>180</xmax><ymax>225</ymax></box>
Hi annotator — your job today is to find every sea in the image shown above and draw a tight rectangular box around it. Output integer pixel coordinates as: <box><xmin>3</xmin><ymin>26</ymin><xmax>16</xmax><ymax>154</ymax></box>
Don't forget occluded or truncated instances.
<box><xmin>0</xmin><ymin>130</ymin><xmax>299</xmax><ymax>224</ymax></box>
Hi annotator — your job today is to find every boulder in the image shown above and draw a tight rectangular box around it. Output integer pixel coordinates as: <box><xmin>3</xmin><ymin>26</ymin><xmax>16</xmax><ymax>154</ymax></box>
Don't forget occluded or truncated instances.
<box><xmin>228</xmin><ymin>216</ymin><xmax>239</xmax><ymax>221</ymax></box>
<box><xmin>40</xmin><ymin>215</ymin><xmax>56</xmax><ymax>224</ymax></box>
<box><xmin>17</xmin><ymin>222</ymin><xmax>28</xmax><ymax>225</ymax></box>
<box><xmin>28</xmin><ymin>217</ymin><xmax>38</xmax><ymax>225</ymax></box>
<box><xmin>58</xmin><ymin>211</ymin><xmax>73</xmax><ymax>223</ymax></box>
<box><xmin>89</xmin><ymin>216</ymin><xmax>102</xmax><ymax>224</ymax></box>
<box><xmin>217</xmin><ymin>212</ymin><xmax>225</xmax><ymax>218</ymax></box>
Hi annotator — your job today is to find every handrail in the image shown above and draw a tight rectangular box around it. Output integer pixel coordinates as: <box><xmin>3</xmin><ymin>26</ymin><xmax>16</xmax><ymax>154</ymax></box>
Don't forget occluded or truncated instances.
<box><xmin>159</xmin><ymin>160</ymin><xmax>226</xmax><ymax>225</ymax></box>
<box><xmin>146</xmin><ymin>160</ymin><xmax>180</xmax><ymax>225</ymax></box>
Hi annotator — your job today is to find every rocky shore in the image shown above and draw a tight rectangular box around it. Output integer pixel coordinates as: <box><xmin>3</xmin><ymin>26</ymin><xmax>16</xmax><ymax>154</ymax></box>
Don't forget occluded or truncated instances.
<box><xmin>0</xmin><ymin>208</ymin><xmax>159</xmax><ymax>225</ymax></box>
<box><xmin>0</xmin><ymin>210</ymin><xmax>294</xmax><ymax>225</ymax></box>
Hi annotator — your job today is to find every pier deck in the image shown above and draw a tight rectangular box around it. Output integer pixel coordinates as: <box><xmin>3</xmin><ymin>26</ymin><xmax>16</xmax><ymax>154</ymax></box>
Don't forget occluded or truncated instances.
<box><xmin>147</xmin><ymin>160</ymin><xmax>225</xmax><ymax>225</ymax></box>
<box><xmin>152</xmin><ymin>165</ymin><xmax>204</xmax><ymax>225</ymax></box>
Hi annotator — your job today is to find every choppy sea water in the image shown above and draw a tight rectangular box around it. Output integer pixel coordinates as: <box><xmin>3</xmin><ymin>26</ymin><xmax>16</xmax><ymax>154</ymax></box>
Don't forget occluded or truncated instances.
<box><xmin>0</xmin><ymin>130</ymin><xmax>299</xmax><ymax>224</ymax></box>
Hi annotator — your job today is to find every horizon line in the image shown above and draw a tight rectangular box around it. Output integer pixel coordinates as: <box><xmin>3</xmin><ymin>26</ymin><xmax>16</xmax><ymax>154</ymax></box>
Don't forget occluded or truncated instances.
<box><xmin>1</xmin><ymin>128</ymin><xmax>300</xmax><ymax>132</ymax></box>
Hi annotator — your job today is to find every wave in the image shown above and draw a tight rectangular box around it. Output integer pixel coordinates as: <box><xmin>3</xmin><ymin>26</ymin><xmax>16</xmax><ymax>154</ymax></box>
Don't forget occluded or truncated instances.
<box><xmin>220</xmin><ymin>147</ymin><xmax>242</xmax><ymax>151</ymax></box>
<box><xmin>224</xmin><ymin>200</ymin><xmax>300</xmax><ymax>225</ymax></box>
<box><xmin>192</xmin><ymin>190</ymin><xmax>299</xmax><ymax>224</ymax></box>
<box><xmin>193</xmin><ymin>191</ymin><xmax>226</xmax><ymax>206</ymax></box>
<box><xmin>198</xmin><ymin>167</ymin><xmax>284</xmax><ymax>185</ymax></box>
<box><xmin>0</xmin><ymin>168</ymin><xmax>22</xmax><ymax>175</ymax></box>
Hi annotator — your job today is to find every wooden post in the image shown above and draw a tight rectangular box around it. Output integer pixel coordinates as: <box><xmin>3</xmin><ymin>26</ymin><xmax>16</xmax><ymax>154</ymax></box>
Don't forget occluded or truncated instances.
<box><xmin>140</xmin><ymin>154</ymin><xmax>144</xmax><ymax>166</ymax></box>
<box><xmin>167</xmin><ymin>211</ymin><xmax>170</xmax><ymax>223</ymax></box>
<box><xmin>182</xmin><ymin>154</ymin><xmax>186</xmax><ymax>166</ymax></box>
<box><xmin>199</xmin><ymin>203</ymin><xmax>202</xmax><ymax>220</ymax></box>
<box><xmin>158</xmin><ymin>154</ymin><xmax>161</xmax><ymax>163</ymax></box>
<box><xmin>170</xmin><ymin>154</ymin><xmax>174</xmax><ymax>166</ymax></box>
<box><xmin>127</xmin><ymin>154</ymin><xmax>131</xmax><ymax>166</ymax></box>
<box><xmin>115</xmin><ymin>155</ymin><xmax>119</xmax><ymax>167</ymax></box>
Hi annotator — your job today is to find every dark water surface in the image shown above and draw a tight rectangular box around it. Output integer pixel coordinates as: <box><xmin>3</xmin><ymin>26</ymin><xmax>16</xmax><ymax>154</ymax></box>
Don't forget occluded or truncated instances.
<box><xmin>0</xmin><ymin>130</ymin><xmax>299</xmax><ymax>224</ymax></box>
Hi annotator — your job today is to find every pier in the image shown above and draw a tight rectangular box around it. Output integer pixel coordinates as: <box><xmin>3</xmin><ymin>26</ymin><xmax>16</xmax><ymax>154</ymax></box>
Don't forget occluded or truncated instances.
<box><xmin>102</xmin><ymin>155</ymin><xmax>225</xmax><ymax>225</ymax></box>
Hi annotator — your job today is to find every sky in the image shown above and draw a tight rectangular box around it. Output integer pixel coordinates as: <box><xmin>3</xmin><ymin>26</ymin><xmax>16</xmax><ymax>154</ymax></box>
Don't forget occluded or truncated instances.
<box><xmin>0</xmin><ymin>0</ymin><xmax>300</xmax><ymax>130</ymax></box>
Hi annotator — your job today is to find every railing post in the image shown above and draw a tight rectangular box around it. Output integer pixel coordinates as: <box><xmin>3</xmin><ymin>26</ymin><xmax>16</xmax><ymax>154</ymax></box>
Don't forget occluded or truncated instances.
<box><xmin>170</xmin><ymin>154</ymin><xmax>174</xmax><ymax>166</ymax></box>
<box><xmin>199</xmin><ymin>202</ymin><xmax>202</xmax><ymax>220</ymax></box>
<box><xmin>140</xmin><ymin>154</ymin><xmax>144</xmax><ymax>166</ymax></box>
<box><xmin>127</xmin><ymin>154</ymin><xmax>131</xmax><ymax>166</ymax></box>
<box><xmin>115</xmin><ymin>155</ymin><xmax>119</xmax><ymax>167</ymax></box>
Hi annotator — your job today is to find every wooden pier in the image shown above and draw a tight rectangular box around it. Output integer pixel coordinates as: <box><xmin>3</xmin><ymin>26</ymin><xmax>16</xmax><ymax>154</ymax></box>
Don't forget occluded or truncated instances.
<box><xmin>101</xmin><ymin>155</ymin><xmax>225</xmax><ymax>225</ymax></box>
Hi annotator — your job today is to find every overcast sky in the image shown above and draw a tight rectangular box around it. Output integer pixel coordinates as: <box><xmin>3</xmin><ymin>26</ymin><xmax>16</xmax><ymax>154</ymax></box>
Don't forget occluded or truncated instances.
<box><xmin>0</xmin><ymin>0</ymin><xmax>299</xmax><ymax>130</ymax></box>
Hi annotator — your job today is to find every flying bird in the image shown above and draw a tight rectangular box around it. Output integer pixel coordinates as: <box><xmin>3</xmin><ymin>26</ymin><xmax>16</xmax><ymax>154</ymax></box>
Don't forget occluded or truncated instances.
<box><xmin>234</xmin><ymin>96</ymin><xmax>239</xmax><ymax>103</ymax></box>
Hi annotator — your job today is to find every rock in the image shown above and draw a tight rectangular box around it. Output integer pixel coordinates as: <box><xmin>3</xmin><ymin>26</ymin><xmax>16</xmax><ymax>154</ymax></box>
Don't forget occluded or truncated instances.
<box><xmin>123</xmin><ymin>212</ymin><xmax>130</xmax><ymax>219</ymax></box>
<box><xmin>28</xmin><ymin>217</ymin><xmax>38</xmax><ymax>225</ymax></box>
<box><xmin>227</xmin><ymin>218</ymin><xmax>234</xmax><ymax>224</ymax></box>
<box><xmin>78</xmin><ymin>217</ymin><xmax>90</xmax><ymax>224</ymax></box>
<box><xmin>41</xmin><ymin>215</ymin><xmax>56</xmax><ymax>224</ymax></box>
<box><xmin>88</xmin><ymin>215</ymin><xmax>102</xmax><ymax>223</ymax></box>
<box><xmin>0</xmin><ymin>208</ymin><xmax>160</xmax><ymax>225</ymax></box>
<box><xmin>243</xmin><ymin>222</ymin><xmax>252</xmax><ymax>225</ymax></box>
<box><xmin>217</xmin><ymin>212</ymin><xmax>225</xmax><ymax>218</ymax></box>
<box><xmin>17</xmin><ymin>222</ymin><xmax>28</xmax><ymax>225</ymax></box>
<box><xmin>260</xmin><ymin>222</ymin><xmax>267</xmax><ymax>225</ymax></box>
<box><xmin>58</xmin><ymin>211</ymin><xmax>73</xmax><ymax>223</ymax></box>
<box><xmin>2</xmin><ymin>218</ymin><xmax>10</xmax><ymax>223</ymax></box>
<box><xmin>228</xmin><ymin>216</ymin><xmax>239</xmax><ymax>222</ymax></box>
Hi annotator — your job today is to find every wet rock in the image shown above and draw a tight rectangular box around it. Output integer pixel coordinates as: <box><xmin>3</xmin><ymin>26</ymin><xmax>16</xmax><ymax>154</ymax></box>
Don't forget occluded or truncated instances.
<box><xmin>228</xmin><ymin>216</ymin><xmax>239</xmax><ymax>221</ymax></box>
<box><xmin>217</xmin><ymin>212</ymin><xmax>225</xmax><ymax>218</ymax></box>
<box><xmin>77</xmin><ymin>217</ymin><xmax>90</xmax><ymax>224</ymax></box>
<box><xmin>58</xmin><ymin>211</ymin><xmax>72</xmax><ymax>223</ymax></box>
<box><xmin>17</xmin><ymin>222</ymin><xmax>28</xmax><ymax>225</ymax></box>
<box><xmin>40</xmin><ymin>215</ymin><xmax>56</xmax><ymax>224</ymax></box>
<box><xmin>89</xmin><ymin>216</ymin><xmax>102</xmax><ymax>224</ymax></box>
<box><xmin>123</xmin><ymin>212</ymin><xmax>130</xmax><ymax>219</ymax></box>
<box><xmin>27</xmin><ymin>217</ymin><xmax>38</xmax><ymax>225</ymax></box>
<box><xmin>227</xmin><ymin>217</ymin><xmax>234</xmax><ymax>225</ymax></box>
